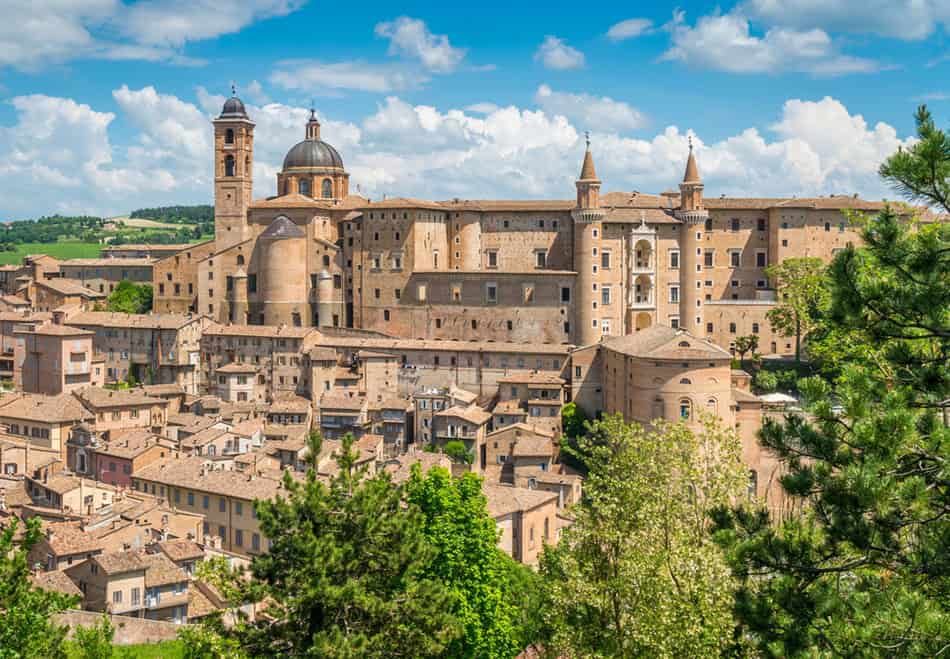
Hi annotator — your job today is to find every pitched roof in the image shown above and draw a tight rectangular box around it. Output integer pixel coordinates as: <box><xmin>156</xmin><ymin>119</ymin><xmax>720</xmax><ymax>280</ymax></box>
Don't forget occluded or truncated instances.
<box><xmin>436</xmin><ymin>404</ymin><xmax>491</xmax><ymax>426</ymax></box>
<box><xmin>134</xmin><ymin>456</ymin><xmax>285</xmax><ymax>501</ymax></box>
<box><xmin>204</xmin><ymin>322</ymin><xmax>317</xmax><ymax>339</ymax></box>
<box><xmin>73</xmin><ymin>386</ymin><xmax>168</xmax><ymax>409</ymax></box>
<box><xmin>317</xmin><ymin>336</ymin><xmax>571</xmax><ymax>355</ymax></box>
<box><xmin>59</xmin><ymin>258</ymin><xmax>154</xmax><ymax>267</ymax></box>
<box><xmin>93</xmin><ymin>550</ymin><xmax>147</xmax><ymax>575</ymax></box>
<box><xmin>497</xmin><ymin>373</ymin><xmax>565</xmax><ymax>386</ymax></box>
<box><xmin>483</xmin><ymin>483</ymin><xmax>558</xmax><ymax>518</ymax></box>
<box><xmin>15</xmin><ymin>323</ymin><xmax>93</xmax><ymax>337</ymax></box>
<box><xmin>31</xmin><ymin>570</ymin><xmax>82</xmax><ymax>598</ymax></box>
<box><xmin>41</xmin><ymin>521</ymin><xmax>104</xmax><ymax>556</ymax></box>
<box><xmin>268</xmin><ymin>393</ymin><xmax>312</xmax><ymax>414</ymax></box>
<box><xmin>602</xmin><ymin>326</ymin><xmax>732</xmax><ymax>361</ymax></box>
<box><xmin>35</xmin><ymin>278</ymin><xmax>104</xmax><ymax>298</ymax></box>
<box><xmin>141</xmin><ymin>552</ymin><xmax>188</xmax><ymax>587</ymax></box>
<box><xmin>66</xmin><ymin>311</ymin><xmax>204</xmax><ymax>330</ymax></box>
<box><xmin>156</xmin><ymin>539</ymin><xmax>204</xmax><ymax>563</ymax></box>
<box><xmin>0</xmin><ymin>392</ymin><xmax>92</xmax><ymax>423</ymax></box>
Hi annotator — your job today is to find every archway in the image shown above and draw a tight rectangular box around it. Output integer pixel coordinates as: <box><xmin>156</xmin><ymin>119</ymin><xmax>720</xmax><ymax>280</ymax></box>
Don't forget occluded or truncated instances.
<box><xmin>634</xmin><ymin>239</ymin><xmax>653</xmax><ymax>269</ymax></box>
<box><xmin>635</xmin><ymin>312</ymin><xmax>651</xmax><ymax>331</ymax></box>
<box><xmin>634</xmin><ymin>274</ymin><xmax>653</xmax><ymax>305</ymax></box>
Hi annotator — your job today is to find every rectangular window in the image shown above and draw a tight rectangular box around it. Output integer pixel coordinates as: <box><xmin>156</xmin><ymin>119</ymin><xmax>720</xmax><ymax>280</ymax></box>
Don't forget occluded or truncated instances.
<box><xmin>601</xmin><ymin>251</ymin><xmax>611</xmax><ymax>269</ymax></box>
<box><xmin>486</xmin><ymin>283</ymin><xmax>497</xmax><ymax>304</ymax></box>
<box><xmin>601</xmin><ymin>286</ymin><xmax>611</xmax><ymax>306</ymax></box>
<box><xmin>601</xmin><ymin>319</ymin><xmax>610</xmax><ymax>335</ymax></box>
<box><xmin>730</xmin><ymin>251</ymin><xmax>741</xmax><ymax>267</ymax></box>
<box><xmin>113</xmin><ymin>591</ymin><xmax>122</xmax><ymax>604</ymax></box>
<box><xmin>757</xmin><ymin>218</ymin><xmax>766</xmax><ymax>231</ymax></box>
<box><xmin>235</xmin><ymin>529</ymin><xmax>243</xmax><ymax>547</ymax></box>
<box><xmin>669</xmin><ymin>286</ymin><xmax>680</xmax><ymax>304</ymax></box>
<box><xmin>731</xmin><ymin>218</ymin><xmax>740</xmax><ymax>231</ymax></box>
<box><xmin>131</xmin><ymin>587</ymin><xmax>140</xmax><ymax>606</ymax></box>
<box><xmin>486</xmin><ymin>250</ymin><xmax>498</xmax><ymax>268</ymax></box>
<box><xmin>535</xmin><ymin>251</ymin><xmax>547</xmax><ymax>268</ymax></box>
<box><xmin>756</xmin><ymin>251</ymin><xmax>767</xmax><ymax>267</ymax></box>
<box><xmin>219</xmin><ymin>498</ymin><xmax>226</xmax><ymax>513</ymax></box>
<box><xmin>560</xmin><ymin>286</ymin><xmax>570</xmax><ymax>303</ymax></box>
<box><xmin>417</xmin><ymin>283</ymin><xmax>427</xmax><ymax>302</ymax></box>
<box><xmin>669</xmin><ymin>250</ymin><xmax>680</xmax><ymax>269</ymax></box>
<box><xmin>704</xmin><ymin>250</ymin><xmax>714</xmax><ymax>267</ymax></box>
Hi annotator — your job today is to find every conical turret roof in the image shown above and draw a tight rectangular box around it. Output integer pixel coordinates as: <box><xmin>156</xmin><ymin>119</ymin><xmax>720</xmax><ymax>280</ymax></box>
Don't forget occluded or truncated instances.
<box><xmin>683</xmin><ymin>139</ymin><xmax>701</xmax><ymax>184</ymax></box>
<box><xmin>579</xmin><ymin>149</ymin><xmax>598</xmax><ymax>180</ymax></box>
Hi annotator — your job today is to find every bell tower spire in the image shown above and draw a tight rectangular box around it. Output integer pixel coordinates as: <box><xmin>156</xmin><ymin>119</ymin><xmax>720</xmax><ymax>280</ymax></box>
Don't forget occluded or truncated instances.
<box><xmin>572</xmin><ymin>133</ymin><xmax>606</xmax><ymax>345</ymax></box>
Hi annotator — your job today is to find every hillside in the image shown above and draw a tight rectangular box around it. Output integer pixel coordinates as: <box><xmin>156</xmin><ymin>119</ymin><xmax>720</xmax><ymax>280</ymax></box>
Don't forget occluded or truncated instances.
<box><xmin>0</xmin><ymin>205</ymin><xmax>213</xmax><ymax>264</ymax></box>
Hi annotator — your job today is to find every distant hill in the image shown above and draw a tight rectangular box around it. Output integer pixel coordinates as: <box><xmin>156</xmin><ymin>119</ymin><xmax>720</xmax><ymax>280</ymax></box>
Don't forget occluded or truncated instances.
<box><xmin>129</xmin><ymin>205</ymin><xmax>213</xmax><ymax>225</ymax></box>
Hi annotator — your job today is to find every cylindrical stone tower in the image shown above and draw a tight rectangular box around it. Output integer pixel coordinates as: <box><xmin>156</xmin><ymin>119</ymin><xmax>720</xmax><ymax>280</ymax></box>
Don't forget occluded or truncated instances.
<box><xmin>258</xmin><ymin>215</ymin><xmax>308</xmax><ymax>326</ymax></box>
<box><xmin>572</xmin><ymin>138</ymin><xmax>605</xmax><ymax>346</ymax></box>
<box><xmin>676</xmin><ymin>139</ymin><xmax>709</xmax><ymax>333</ymax></box>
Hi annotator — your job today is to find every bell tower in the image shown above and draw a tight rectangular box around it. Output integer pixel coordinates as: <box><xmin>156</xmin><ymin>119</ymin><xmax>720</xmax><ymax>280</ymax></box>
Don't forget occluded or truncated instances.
<box><xmin>213</xmin><ymin>87</ymin><xmax>255</xmax><ymax>251</ymax></box>
<box><xmin>572</xmin><ymin>133</ymin><xmax>606</xmax><ymax>346</ymax></box>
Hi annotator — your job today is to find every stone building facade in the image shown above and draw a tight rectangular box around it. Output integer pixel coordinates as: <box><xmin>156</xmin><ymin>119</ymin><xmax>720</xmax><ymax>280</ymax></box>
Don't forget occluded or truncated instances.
<box><xmin>181</xmin><ymin>92</ymin><xmax>896</xmax><ymax>357</ymax></box>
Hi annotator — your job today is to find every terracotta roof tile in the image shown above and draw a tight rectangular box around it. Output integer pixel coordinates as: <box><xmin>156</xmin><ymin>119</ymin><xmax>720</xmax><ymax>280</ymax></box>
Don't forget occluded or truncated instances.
<box><xmin>602</xmin><ymin>326</ymin><xmax>732</xmax><ymax>361</ymax></box>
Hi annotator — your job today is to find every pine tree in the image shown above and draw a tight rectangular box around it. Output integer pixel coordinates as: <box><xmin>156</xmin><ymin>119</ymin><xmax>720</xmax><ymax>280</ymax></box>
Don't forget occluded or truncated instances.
<box><xmin>211</xmin><ymin>433</ymin><xmax>461</xmax><ymax>657</ymax></box>
<box><xmin>714</xmin><ymin>106</ymin><xmax>950</xmax><ymax>656</ymax></box>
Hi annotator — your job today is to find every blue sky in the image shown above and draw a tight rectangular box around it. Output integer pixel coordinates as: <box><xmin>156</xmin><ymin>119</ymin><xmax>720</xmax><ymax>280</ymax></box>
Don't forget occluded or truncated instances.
<box><xmin>1</xmin><ymin>0</ymin><xmax>948</xmax><ymax>219</ymax></box>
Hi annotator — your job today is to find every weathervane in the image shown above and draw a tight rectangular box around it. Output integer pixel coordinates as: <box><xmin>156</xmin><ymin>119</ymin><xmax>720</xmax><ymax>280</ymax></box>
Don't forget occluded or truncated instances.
<box><xmin>231</xmin><ymin>82</ymin><xmax>237</xmax><ymax>97</ymax></box>
<box><xmin>688</xmin><ymin>135</ymin><xmax>693</xmax><ymax>151</ymax></box>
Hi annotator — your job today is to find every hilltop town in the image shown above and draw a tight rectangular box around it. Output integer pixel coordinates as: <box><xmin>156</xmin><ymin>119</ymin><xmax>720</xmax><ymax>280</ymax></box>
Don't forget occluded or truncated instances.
<box><xmin>0</xmin><ymin>90</ymin><xmax>928</xmax><ymax>636</ymax></box>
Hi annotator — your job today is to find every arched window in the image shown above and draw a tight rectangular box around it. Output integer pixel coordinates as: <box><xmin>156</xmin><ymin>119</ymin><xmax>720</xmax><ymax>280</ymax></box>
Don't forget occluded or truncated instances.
<box><xmin>679</xmin><ymin>398</ymin><xmax>692</xmax><ymax>420</ymax></box>
<box><xmin>706</xmin><ymin>398</ymin><xmax>717</xmax><ymax>413</ymax></box>
<box><xmin>322</xmin><ymin>178</ymin><xmax>333</xmax><ymax>198</ymax></box>
<box><xmin>678</xmin><ymin>341</ymin><xmax>690</xmax><ymax>347</ymax></box>
<box><xmin>748</xmin><ymin>469</ymin><xmax>758</xmax><ymax>498</ymax></box>
<box><xmin>224</xmin><ymin>155</ymin><xmax>235</xmax><ymax>177</ymax></box>
<box><xmin>225</xmin><ymin>128</ymin><xmax>234</xmax><ymax>144</ymax></box>
<box><xmin>236</xmin><ymin>254</ymin><xmax>244</xmax><ymax>266</ymax></box>
<box><xmin>679</xmin><ymin>378</ymin><xmax>692</xmax><ymax>385</ymax></box>
<box><xmin>298</xmin><ymin>178</ymin><xmax>311</xmax><ymax>196</ymax></box>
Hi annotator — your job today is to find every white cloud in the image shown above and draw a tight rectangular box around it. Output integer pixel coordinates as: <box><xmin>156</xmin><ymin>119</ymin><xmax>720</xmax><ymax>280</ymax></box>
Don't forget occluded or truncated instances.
<box><xmin>535</xmin><ymin>84</ymin><xmax>646</xmax><ymax>133</ymax></box>
<box><xmin>117</xmin><ymin>0</ymin><xmax>305</xmax><ymax>47</ymax></box>
<box><xmin>534</xmin><ymin>36</ymin><xmax>585</xmax><ymax>70</ymax></box>
<box><xmin>606</xmin><ymin>18</ymin><xmax>653</xmax><ymax>41</ymax></box>
<box><xmin>374</xmin><ymin>16</ymin><xmax>466</xmax><ymax>73</ymax></box>
<box><xmin>743</xmin><ymin>0</ymin><xmax>950</xmax><ymax>41</ymax></box>
<box><xmin>465</xmin><ymin>102</ymin><xmax>500</xmax><ymax>114</ymax></box>
<box><xmin>661</xmin><ymin>10</ymin><xmax>880</xmax><ymax>75</ymax></box>
<box><xmin>269</xmin><ymin>60</ymin><xmax>422</xmax><ymax>94</ymax></box>
<box><xmin>0</xmin><ymin>88</ymin><xmax>911</xmax><ymax>218</ymax></box>
<box><xmin>0</xmin><ymin>0</ymin><xmax>305</xmax><ymax>70</ymax></box>
<box><xmin>915</xmin><ymin>92</ymin><xmax>950</xmax><ymax>101</ymax></box>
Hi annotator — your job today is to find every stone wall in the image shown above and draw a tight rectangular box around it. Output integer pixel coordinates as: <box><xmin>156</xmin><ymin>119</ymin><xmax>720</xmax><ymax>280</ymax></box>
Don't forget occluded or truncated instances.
<box><xmin>57</xmin><ymin>610</ymin><xmax>185</xmax><ymax>645</ymax></box>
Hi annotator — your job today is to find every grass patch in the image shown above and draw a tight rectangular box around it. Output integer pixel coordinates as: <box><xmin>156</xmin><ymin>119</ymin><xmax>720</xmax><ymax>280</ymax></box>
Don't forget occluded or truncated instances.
<box><xmin>65</xmin><ymin>639</ymin><xmax>186</xmax><ymax>659</ymax></box>
<box><xmin>0</xmin><ymin>241</ymin><xmax>102</xmax><ymax>265</ymax></box>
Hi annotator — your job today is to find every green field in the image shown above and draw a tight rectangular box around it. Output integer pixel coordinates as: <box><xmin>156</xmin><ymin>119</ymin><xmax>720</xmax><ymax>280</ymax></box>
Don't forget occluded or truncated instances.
<box><xmin>0</xmin><ymin>241</ymin><xmax>102</xmax><ymax>265</ymax></box>
<box><xmin>65</xmin><ymin>639</ymin><xmax>186</xmax><ymax>658</ymax></box>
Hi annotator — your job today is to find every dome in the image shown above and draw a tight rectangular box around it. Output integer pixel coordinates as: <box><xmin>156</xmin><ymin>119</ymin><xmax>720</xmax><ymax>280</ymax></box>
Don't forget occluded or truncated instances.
<box><xmin>219</xmin><ymin>96</ymin><xmax>248</xmax><ymax>119</ymax></box>
<box><xmin>282</xmin><ymin>139</ymin><xmax>344</xmax><ymax>170</ymax></box>
<box><xmin>260</xmin><ymin>216</ymin><xmax>305</xmax><ymax>240</ymax></box>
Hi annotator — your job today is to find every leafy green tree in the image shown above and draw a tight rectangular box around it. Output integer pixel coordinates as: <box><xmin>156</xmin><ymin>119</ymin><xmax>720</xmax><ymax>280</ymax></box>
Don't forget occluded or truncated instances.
<box><xmin>752</xmin><ymin>369</ymin><xmax>778</xmax><ymax>393</ymax></box>
<box><xmin>406</xmin><ymin>466</ymin><xmax>524</xmax><ymax>658</ymax></box>
<box><xmin>0</xmin><ymin>517</ymin><xmax>77</xmax><ymax>659</ymax></box>
<box><xmin>715</xmin><ymin>106</ymin><xmax>950</xmax><ymax>656</ymax></box>
<box><xmin>541</xmin><ymin>414</ymin><xmax>747</xmax><ymax>658</ymax></box>
<box><xmin>71</xmin><ymin>615</ymin><xmax>115</xmax><ymax>659</ymax></box>
<box><xmin>764</xmin><ymin>257</ymin><xmax>828</xmax><ymax>364</ymax></box>
<box><xmin>560</xmin><ymin>401</ymin><xmax>589</xmax><ymax>439</ymax></box>
<box><xmin>210</xmin><ymin>433</ymin><xmax>461</xmax><ymax>656</ymax></box>
<box><xmin>734</xmin><ymin>334</ymin><xmax>759</xmax><ymax>364</ymax></box>
<box><xmin>106</xmin><ymin>281</ymin><xmax>152</xmax><ymax>314</ymax></box>
<box><xmin>442</xmin><ymin>440</ymin><xmax>474</xmax><ymax>465</ymax></box>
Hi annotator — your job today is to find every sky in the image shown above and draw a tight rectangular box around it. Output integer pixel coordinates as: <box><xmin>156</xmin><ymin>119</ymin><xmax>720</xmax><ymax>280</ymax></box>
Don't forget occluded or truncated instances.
<box><xmin>1</xmin><ymin>0</ymin><xmax>949</xmax><ymax>220</ymax></box>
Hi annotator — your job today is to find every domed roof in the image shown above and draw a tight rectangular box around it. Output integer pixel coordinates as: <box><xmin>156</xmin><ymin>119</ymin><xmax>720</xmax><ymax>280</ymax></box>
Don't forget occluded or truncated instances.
<box><xmin>260</xmin><ymin>216</ymin><xmax>305</xmax><ymax>240</ymax></box>
<box><xmin>219</xmin><ymin>95</ymin><xmax>248</xmax><ymax>119</ymax></box>
<box><xmin>282</xmin><ymin>139</ymin><xmax>344</xmax><ymax>170</ymax></box>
